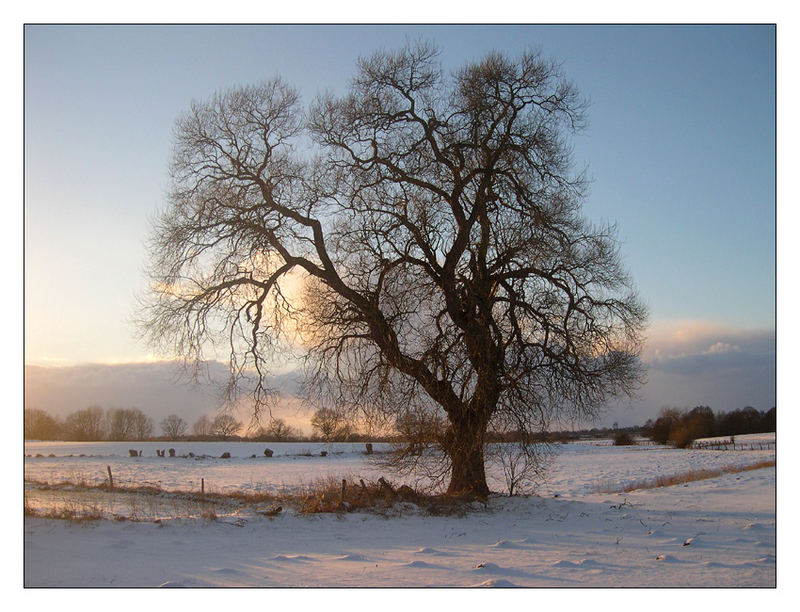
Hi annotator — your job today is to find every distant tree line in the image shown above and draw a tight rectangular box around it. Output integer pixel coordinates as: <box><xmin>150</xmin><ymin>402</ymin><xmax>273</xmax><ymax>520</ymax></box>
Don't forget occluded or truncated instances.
<box><xmin>23</xmin><ymin>404</ymin><xmax>776</xmax><ymax>447</ymax></box>
<box><xmin>642</xmin><ymin>406</ymin><xmax>776</xmax><ymax>449</ymax></box>
<box><xmin>23</xmin><ymin>405</ymin><xmax>382</xmax><ymax>443</ymax></box>
<box><xmin>24</xmin><ymin>406</ymin><xmax>228</xmax><ymax>442</ymax></box>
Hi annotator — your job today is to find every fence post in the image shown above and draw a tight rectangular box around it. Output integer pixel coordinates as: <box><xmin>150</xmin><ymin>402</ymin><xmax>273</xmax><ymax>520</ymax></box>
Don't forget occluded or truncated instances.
<box><xmin>201</xmin><ymin>478</ymin><xmax>205</xmax><ymax>497</ymax></box>
<box><xmin>340</xmin><ymin>479</ymin><xmax>347</xmax><ymax>505</ymax></box>
<box><xmin>107</xmin><ymin>465</ymin><xmax>114</xmax><ymax>490</ymax></box>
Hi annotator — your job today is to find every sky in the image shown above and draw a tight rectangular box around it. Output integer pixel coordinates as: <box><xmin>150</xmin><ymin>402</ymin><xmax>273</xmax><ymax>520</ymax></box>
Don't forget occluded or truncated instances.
<box><xmin>23</xmin><ymin>24</ymin><xmax>777</xmax><ymax>427</ymax></box>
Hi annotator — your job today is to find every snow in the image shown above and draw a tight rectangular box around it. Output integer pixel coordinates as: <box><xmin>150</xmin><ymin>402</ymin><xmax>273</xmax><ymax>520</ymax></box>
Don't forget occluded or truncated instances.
<box><xmin>24</xmin><ymin>438</ymin><xmax>776</xmax><ymax>587</ymax></box>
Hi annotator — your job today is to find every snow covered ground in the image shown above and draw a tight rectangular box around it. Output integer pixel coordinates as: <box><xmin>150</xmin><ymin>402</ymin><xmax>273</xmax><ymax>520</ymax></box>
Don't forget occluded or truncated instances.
<box><xmin>24</xmin><ymin>438</ymin><xmax>776</xmax><ymax>587</ymax></box>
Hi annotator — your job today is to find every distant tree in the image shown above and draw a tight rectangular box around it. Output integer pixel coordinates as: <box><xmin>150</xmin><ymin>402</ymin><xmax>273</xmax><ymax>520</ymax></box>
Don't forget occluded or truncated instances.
<box><xmin>212</xmin><ymin>413</ymin><xmax>242</xmax><ymax>439</ymax></box>
<box><xmin>649</xmin><ymin>407</ymin><xmax>681</xmax><ymax>445</ymax></box>
<box><xmin>129</xmin><ymin>409</ymin><xmax>154</xmax><ymax>440</ymax></box>
<box><xmin>107</xmin><ymin>408</ymin><xmax>134</xmax><ymax>440</ymax></box>
<box><xmin>646</xmin><ymin>407</ymin><xmax>702</xmax><ymax>448</ymax></box>
<box><xmin>739</xmin><ymin>406</ymin><xmax>763</xmax><ymax>433</ymax></box>
<box><xmin>160</xmin><ymin>414</ymin><xmax>188</xmax><ymax>440</ymax></box>
<box><xmin>192</xmin><ymin>414</ymin><xmax>214</xmax><ymax>437</ymax></box>
<box><xmin>310</xmin><ymin>408</ymin><xmax>350</xmax><ymax>442</ymax></box>
<box><xmin>641</xmin><ymin>418</ymin><xmax>654</xmax><ymax>438</ymax></box>
<box><xmin>64</xmin><ymin>405</ymin><xmax>106</xmax><ymax>441</ymax></box>
<box><xmin>613</xmin><ymin>430</ymin><xmax>634</xmax><ymax>446</ymax></box>
<box><xmin>716</xmin><ymin>406</ymin><xmax>766</xmax><ymax>437</ymax></box>
<box><xmin>24</xmin><ymin>408</ymin><xmax>62</xmax><ymax>440</ymax></box>
<box><xmin>260</xmin><ymin>417</ymin><xmax>298</xmax><ymax>441</ymax></box>
<box><xmin>106</xmin><ymin>407</ymin><xmax>153</xmax><ymax>440</ymax></box>
<box><xmin>762</xmin><ymin>406</ymin><xmax>776</xmax><ymax>432</ymax></box>
<box><xmin>686</xmin><ymin>405</ymin><xmax>715</xmax><ymax>440</ymax></box>
<box><xmin>393</xmin><ymin>406</ymin><xmax>444</xmax><ymax>455</ymax></box>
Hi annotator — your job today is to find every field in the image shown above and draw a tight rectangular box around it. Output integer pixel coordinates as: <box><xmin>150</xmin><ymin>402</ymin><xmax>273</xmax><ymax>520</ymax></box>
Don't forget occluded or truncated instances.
<box><xmin>24</xmin><ymin>435</ymin><xmax>776</xmax><ymax>587</ymax></box>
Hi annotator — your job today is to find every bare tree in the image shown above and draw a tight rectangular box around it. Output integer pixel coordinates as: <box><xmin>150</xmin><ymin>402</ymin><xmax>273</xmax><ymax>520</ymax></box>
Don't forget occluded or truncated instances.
<box><xmin>260</xmin><ymin>417</ymin><xmax>297</xmax><ymax>441</ymax></box>
<box><xmin>130</xmin><ymin>409</ymin><xmax>154</xmax><ymax>440</ymax></box>
<box><xmin>24</xmin><ymin>408</ymin><xmax>62</xmax><ymax>440</ymax></box>
<box><xmin>107</xmin><ymin>407</ymin><xmax>133</xmax><ymax>440</ymax></box>
<box><xmin>141</xmin><ymin>42</ymin><xmax>646</xmax><ymax>497</ymax></box>
<box><xmin>64</xmin><ymin>405</ymin><xmax>106</xmax><ymax>441</ymax></box>
<box><xmin>212</xmin><ymin>413</ymin><xmax>242</xmax><ymax>439</ymax></box>
<box><xmin>160</xmin><ymin>414</ymin><xmax>188</xmax><ymax>440</ymax></box>
<box><xmin>107</xmin><ymin>407</ymin><xmax>153</xmax><ymax>440</ymax></box>
<box><xmin>191</xmin><ymin>414</ymin><xmax>214</xmax><ymax>437</ymax></box>
<box><xmin>310</xmin><ymin>407</ymin><xmax>350</xmax><ymax>442</ymax></box>
<box><xmin>393</xmin><ymin>405</ymin><xmax>445</xmax><ymax>456</ymax></box>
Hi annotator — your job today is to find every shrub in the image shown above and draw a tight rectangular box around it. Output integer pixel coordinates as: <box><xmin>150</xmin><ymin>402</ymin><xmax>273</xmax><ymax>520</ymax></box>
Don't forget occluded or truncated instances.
<box><xmin>668</xmin><ymin>424</ymin><xmax>696</xmax><ymax>449</ymax></box>
<box><xmin>613</xmin><ymin>431</ymin><xmax>634</xmax><ymax>446</ymax></box>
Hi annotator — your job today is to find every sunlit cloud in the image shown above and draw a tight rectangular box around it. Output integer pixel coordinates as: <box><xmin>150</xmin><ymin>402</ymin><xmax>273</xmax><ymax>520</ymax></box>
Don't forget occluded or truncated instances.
<box><xmin>643</xmin><ymin>320</ymin><xmax>774</xmax><ymax>375</ymax></box>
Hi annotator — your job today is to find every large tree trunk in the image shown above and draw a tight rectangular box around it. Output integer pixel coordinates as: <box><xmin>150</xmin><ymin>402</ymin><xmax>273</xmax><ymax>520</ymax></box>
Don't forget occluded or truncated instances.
<box><xmin>444</xmin><ymin>413</ymin><xmax>490</xmax><ymax>498</ymax></box>
<box><xmin>446</xmin><ymin>443</ymin><xmax>489</xmax><ymax>498</ymax></box>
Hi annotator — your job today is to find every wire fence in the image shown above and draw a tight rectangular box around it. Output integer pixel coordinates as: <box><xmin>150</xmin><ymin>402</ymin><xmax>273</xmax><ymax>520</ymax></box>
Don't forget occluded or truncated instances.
<box><xmin>690</xmin><ymin>440</ymin><xmax>775</xmax><ymax>451</ymax></box>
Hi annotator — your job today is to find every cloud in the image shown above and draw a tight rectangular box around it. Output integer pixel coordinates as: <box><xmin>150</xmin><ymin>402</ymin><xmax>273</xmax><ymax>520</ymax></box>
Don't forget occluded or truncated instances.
<box><xmin>644</xmin><ymin>322</ymin><xmax>774</xmax><ymax>377</ymax></box>
<box><xmin>24</xmin><ymin>320</ymin><xmax>777</xmax><ymax>431</ymax></box>
<box><xmin>705</xmin><ymin>342</ymin><xmax>739</xmax><ymax>354</ymax></box>
<box><xmin>24</xmin><ymin>360</ymin><xmax>311</xmax><ymax>433</ymax></box>
<box><xmin>598</xmin><ymin>321</ymin><xmax>775</xmax><ymax>426</ymax></box>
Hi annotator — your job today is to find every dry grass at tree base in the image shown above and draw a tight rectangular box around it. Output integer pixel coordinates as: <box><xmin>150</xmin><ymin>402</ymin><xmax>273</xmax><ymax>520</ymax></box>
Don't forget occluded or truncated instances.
<box><xmin>593</xmin><ymin>459</ymin><xmax>775</xmax><ymax>494</ymax></box>
<box><xmin>294</xmin><ymin>476</ymin><xmax>484</xmax><ymax>516</ymax></box>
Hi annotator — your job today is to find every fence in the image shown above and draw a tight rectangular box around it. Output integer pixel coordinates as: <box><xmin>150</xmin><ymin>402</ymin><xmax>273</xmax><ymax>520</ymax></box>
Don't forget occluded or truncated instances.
<box><xmin>690</xmin><ymin>440</ymin><xmax>775</xmax><ymax>451</ymax></box>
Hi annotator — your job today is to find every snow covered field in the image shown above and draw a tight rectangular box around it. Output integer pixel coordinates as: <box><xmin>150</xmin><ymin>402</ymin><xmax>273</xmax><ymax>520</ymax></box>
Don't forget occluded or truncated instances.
<box><xmin>24</xmin><ymin>437</ymin><xmax>776</xmax><ymax>587</ymax></box>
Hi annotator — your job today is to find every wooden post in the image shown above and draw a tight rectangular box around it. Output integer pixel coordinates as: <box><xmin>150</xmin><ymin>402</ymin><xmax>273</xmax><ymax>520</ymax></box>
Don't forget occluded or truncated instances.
<box><xmin>201</xmin><ymin>478</ymin><xmax>205</xmax><ymax>497</ymax></box>
<box><xmin>107</xmin><ymin>465</ymin><xmax>114</xmax><ymax>490</ymax></box>
<box><xmin>340</xmin><ymin>479</ymin><xmax>347</xmax><ymax>505</ymax></box>
<box><xmin>378</xmin><ymin>477</ymin><xmax>395</xmax><ymax>495</ymax></box>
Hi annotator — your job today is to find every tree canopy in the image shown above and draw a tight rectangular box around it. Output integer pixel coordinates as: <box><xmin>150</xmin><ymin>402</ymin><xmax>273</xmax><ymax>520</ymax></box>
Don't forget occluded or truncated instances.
<box><xmin>141</xmin><ymin>42</ymin><xmax>646</xmax><ymax>496</ymax></box>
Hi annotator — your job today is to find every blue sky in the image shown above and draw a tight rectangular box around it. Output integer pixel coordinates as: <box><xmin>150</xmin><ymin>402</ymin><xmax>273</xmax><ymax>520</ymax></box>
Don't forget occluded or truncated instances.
<box><xmin>23</xmin><ymin>25</ymin><xmax>777</xmax><ymax>424</ymax></box>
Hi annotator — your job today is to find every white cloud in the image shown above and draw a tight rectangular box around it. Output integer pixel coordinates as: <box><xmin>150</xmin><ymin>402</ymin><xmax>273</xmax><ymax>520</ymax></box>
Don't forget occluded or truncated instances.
<box><xmin>704</xmin><ymin>342</ymin><xmax>739</xmax><ymax>355</ymax></box>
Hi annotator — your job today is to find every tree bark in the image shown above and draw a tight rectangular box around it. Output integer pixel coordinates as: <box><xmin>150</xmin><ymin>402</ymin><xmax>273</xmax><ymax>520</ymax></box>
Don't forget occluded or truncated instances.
<box><xmin>444</xmin><ymin>413</ymin><xmax>490</xmax><ymax>498</ymax></box>
<box><xmin>446</xmin><ymin>440</ymin><xmax>489</xmax><ymax>498</ymax></box>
